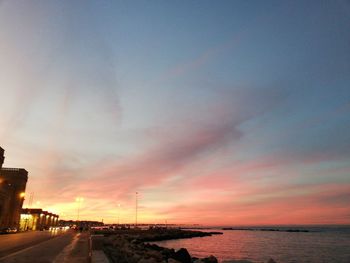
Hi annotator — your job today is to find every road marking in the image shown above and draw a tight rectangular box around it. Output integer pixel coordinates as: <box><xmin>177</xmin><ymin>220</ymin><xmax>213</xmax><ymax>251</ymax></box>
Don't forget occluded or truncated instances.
<box><xmin>0</xmin><ymin>234</ymin><xmax>62</xmax><ymax>261</ymax></box>
<box><xmin>53</xmin><ymin>233</ymin><xmax>80</xmax><ymax>263</ymax></box>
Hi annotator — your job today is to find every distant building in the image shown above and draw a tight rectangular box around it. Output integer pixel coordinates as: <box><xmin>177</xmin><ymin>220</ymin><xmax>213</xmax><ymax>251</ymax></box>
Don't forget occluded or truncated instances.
<box><xmin>0</xmin><ymin>147</ymin><xmax>4</xmax><ymax>169</ymax></box>
<box><xmin>20</xmin><ymin>208</ymin><xmax>59</xmax><ymax>231</ymax></box>
<box><xmin>0</xmin><ymin>147</ymin><xmax>28</xmax><ymax>230</ymax></box>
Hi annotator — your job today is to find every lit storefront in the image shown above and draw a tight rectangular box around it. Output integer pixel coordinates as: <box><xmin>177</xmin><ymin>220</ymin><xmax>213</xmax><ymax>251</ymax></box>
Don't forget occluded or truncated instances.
<box><xmin>20</xmin><ymin>208</ymin><xmax>59</xmax><ymax>231</ymax></box>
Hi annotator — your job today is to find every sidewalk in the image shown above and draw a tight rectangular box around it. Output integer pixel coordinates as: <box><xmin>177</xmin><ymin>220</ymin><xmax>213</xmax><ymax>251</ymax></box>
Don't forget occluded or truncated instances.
<box><xmin>53</xmin><ymin>231</ymin><xmax>90</xmax><ymax>263</ymax></box>
<box><xmin>90</xmin><ymin>234</ymin><xmax>110</xmax><ymax>263</ymax></box>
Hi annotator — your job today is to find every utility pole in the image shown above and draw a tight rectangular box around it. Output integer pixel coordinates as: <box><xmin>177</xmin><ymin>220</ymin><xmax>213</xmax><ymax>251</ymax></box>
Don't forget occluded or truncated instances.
<box><xmin>135</xmin><ymin>192</ymin><xmax>138</xmax><ymax>228</ymax></box>
<box><xmin>28</xmin><ymin>192</ymin><xmax>34</xmax><ymax>208</ymax></box>
<box><xmin>75</xmin><ymin>197</ymin><xmax>84</xmax><ymax>221</ymax></box>
<box><xmin>117</xmin><ymin>203</ymin><xmax>121</xmax><ymax>225</ymax></box>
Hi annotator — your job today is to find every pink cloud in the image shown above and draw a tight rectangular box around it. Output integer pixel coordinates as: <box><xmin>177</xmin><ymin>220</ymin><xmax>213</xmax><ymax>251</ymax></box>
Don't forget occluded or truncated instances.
<box><xmin>154</xmin><ymin>183</ymin><xmax>350</xmax><ymax>225</ymax></box>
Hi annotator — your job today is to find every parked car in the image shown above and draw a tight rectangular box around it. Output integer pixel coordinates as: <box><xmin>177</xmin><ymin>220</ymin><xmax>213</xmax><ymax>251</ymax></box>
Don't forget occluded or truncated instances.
<box><xmin>0</xmin><ymin>227</ymin><xmax>18</xmax><ymax>234</ymax></box>
<box><xmin>7</xmin><ymin>227</ymin><xmax>18</xmax><ymax>233</ymax></box>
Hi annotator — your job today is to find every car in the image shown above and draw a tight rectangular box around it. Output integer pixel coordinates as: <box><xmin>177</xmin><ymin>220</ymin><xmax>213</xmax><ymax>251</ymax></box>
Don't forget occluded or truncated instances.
<box><xmin>7</xmin><ymin>227</ymin><xmax>18</xmax><ymax>233</ymax></box>
<box><xmin>0</xmin><ymin>227</ymin><xmax>17</xmax><ymax>234</ymax></box>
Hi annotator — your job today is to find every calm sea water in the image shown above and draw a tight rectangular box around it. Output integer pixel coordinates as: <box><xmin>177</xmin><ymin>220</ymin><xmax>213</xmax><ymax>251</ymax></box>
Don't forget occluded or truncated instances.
<box><xmin>153</xmin><ymin>226</ymin><xmax>350</xmax><ymax>263</ymax></box>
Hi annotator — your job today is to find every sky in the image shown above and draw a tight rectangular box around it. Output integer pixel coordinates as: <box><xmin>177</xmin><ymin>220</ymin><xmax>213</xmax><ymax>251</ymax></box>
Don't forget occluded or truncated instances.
<box><xmin>0</xmin><ymin>0</ymin><xmax>349</xmax><ymax>225</ymax></box>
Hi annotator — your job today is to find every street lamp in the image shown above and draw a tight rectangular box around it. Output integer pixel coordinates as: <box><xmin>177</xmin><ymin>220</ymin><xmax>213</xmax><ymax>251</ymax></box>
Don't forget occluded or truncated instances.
<box><xmin>19</xmin><ymin>192</ymin><xmax>26</xmax><ymax>207</ymax></box>
<box><xmin>135</xmin><ymin>192</ymin><xmax>138</xmax><ymax>228</ymax></box>
<box><xmin>117</xmin><ymin>203</ymin><xmax>121</xmax><ymax>225</ymax></box>
<box><xmin>75</xmin><ymin>197</ymin><xmax>84</xmax><ymax>221</ymax></box>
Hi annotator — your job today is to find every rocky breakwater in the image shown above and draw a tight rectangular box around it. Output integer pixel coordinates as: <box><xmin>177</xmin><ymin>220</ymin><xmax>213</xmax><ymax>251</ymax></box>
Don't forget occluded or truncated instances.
<box><xmin>96</xmin><ymin>228</ymin><xmax>222</xmax><ymax>263</ymax></box>
<box><xmin>94</xmin><ymin>228</ymin><xmax>277</xmax><ymax>263</ymax></box>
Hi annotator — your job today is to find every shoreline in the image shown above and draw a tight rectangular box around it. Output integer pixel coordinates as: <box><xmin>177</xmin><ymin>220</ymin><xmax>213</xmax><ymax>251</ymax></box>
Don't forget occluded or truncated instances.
<box><xmin>92</xmin><ymin>228</ymin><xmax>277</xmax><ymax>263</ymax></box>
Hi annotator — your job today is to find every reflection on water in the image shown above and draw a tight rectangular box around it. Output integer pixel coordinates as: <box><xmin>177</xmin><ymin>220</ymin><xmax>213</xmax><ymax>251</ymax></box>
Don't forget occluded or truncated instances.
<box><xmin>153</xmin><ymin>227</ymin><xmax>350</xmax><ymax>263</ymax></box>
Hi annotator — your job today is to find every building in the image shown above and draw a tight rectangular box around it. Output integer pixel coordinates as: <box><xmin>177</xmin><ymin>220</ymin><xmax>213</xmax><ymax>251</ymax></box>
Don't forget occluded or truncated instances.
<box><xmin>0</xmin><ymin>147</ymin><xmax>28</xmax><ymax>230</ymax></box>
<box><xmin>20</xmin><ymin>208</ymin><xmax>59</xmax><ymax>231</ymax></box>
<box><xmin>0</xmin><ymin>147</ymin><xmax>4</xmax><ymax>169</ymax></box>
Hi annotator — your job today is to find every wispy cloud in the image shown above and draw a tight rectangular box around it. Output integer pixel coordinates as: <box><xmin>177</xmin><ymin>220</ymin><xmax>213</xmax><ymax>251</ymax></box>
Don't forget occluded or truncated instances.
<box><xmin>42</xmin><ymin>88</ymin><xmax>285</xmax><ymax>211</ymax></box>
<box><xmin>0</xmin><ymin>1</ymin><xmax>121</xmax><ymax>140</ymax></box>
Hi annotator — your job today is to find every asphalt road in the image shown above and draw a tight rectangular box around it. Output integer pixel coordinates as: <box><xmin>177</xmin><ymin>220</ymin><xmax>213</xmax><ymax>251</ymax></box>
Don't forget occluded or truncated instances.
<box><xmin>0</xmin><ymin>229</ymin><xmax>89</xmax><ymax>263</ymax></box>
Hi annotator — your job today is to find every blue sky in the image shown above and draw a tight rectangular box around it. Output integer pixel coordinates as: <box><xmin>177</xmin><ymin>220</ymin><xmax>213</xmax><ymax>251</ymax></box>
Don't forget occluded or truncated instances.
<box><xmin>0</xmin><ymin>0</ymin><xmax>349</xmax><ymax>224</ymax></box>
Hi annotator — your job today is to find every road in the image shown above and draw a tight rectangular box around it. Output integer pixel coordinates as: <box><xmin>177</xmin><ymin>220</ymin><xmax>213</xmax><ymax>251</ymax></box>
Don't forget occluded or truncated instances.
<box><xmin>0</xmin><ymin>229</ymin><xmax>89</xmax><ymax>263</ymax></box>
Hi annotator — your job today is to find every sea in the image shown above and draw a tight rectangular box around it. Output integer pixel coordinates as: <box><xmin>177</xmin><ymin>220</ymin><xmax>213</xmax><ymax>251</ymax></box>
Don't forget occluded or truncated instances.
<box><xmin>152</xmin><ymin>226</ymin><xmax>350</xmax><ymax>263</ymax></box>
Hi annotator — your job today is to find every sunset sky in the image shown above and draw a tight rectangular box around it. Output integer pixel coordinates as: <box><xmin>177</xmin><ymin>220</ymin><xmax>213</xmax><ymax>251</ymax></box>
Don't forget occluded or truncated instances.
<box><xmin>0</xmin><ymin>1</ymin><xmax>349</xmax><ymax>225</ymax></box>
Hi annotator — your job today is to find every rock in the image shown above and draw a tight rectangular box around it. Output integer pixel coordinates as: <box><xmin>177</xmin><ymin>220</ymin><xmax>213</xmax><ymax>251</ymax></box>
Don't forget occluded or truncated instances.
<box><xmin>202</xmin><ymin>255</ymin><xmax>218</xmax><ymax>263</ymax></box>
<box><xmin>162</xmin><ymin>248</ymin><xmax>176</xmax><ymax>259</ymax></box>
<box><xmin>145</xmin><ymin>250</ymin><xmax>163</xmax><ymax>261</ymax></box>
<box><xmin>131</xmin><ymin>254</ymin><xmax>142</xmax><ymax>262</ymax></box>
<box><xmin>139</xmin><ymin>258</ymin><xmax>158</xmax><ymax>263</ymax></box>
<box><xmin>145</xmin><ymin>243</ymin><xmax>164</xmax><ymax>251</ymax></box>
<box><xmin>267</xmin><ymin>259</ymin><xmax>277</xmax><ymax>263</ymax></box>
<box><xmin>131</xmin><ymin>238</ymin><xmax>140</xmax><ymax>244</ymax></box>
<box><xmin>171</xmin><ymin>248</ymin><xmax>192</xmax><ymax>263</ymax></box>
<box><xmin>222</xmin><ymin>260</ymin><xmax>254</xmax><ymax>263</ymax></box>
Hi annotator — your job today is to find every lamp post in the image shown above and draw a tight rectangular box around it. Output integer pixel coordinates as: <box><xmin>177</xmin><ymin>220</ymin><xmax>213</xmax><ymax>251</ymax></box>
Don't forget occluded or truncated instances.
<box><xmin>135</xmin><ymin>192</ymin><xmax>138</xmax><ymax>228</ymax></box>
<box><xmin>75</xmin><ymin>197</ymin><xmax>84</xmax><ymax>221</ymax></box>
<box><xmin>28</xmin><ymin>192</ymin><xmax>34</xmax><ymax>208</ymax></box>
<box><xmin>117</xmin><ymin>203</ymin><xmax>121</xmax><ymax>225</ymax></box>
